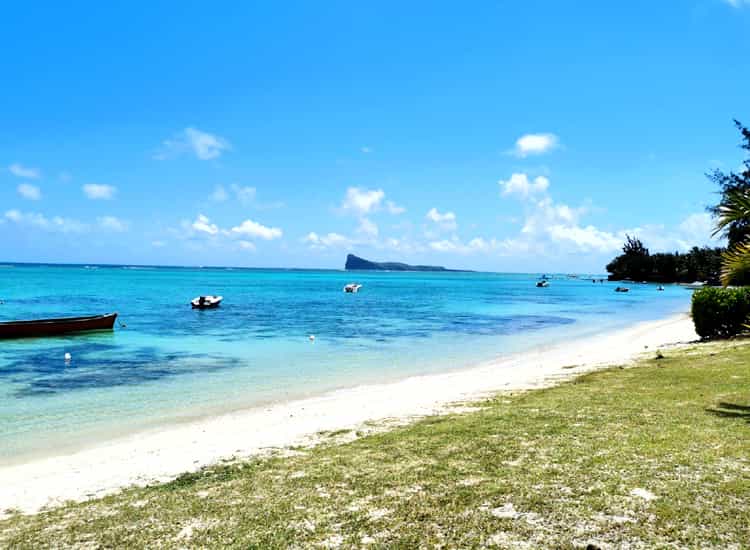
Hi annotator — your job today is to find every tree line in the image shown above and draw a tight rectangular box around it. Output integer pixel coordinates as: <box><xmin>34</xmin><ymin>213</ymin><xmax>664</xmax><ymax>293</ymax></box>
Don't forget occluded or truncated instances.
<box><xmin>606</xmin><ymin>236</ymin><xmax>724</xmax><ymax>284</ymax></box>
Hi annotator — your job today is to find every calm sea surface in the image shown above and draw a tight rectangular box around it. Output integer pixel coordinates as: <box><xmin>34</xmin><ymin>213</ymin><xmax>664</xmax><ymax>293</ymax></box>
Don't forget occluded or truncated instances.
<box><xmin>0</xmin><ymin>264</ymin><xmax>691</xmax><ymax>464</ymax></box>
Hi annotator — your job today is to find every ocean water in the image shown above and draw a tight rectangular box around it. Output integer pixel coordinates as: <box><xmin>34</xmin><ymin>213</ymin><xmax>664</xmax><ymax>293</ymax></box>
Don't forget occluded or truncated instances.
<box><xmin>0</xmin><ymin>264</ymin><xmax>691</xmax><ymax>465</ymax></box>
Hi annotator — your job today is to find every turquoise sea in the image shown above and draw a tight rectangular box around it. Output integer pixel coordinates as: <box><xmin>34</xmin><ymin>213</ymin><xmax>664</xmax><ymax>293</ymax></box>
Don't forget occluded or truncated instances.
<box><xmin>0</xmin><ymin>264</ymin><xmax>691</xmax><ymax>465</ymax></box>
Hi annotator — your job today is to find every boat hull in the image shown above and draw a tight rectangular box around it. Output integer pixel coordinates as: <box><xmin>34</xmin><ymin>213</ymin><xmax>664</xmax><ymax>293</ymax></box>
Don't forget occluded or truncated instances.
<box><xmin>0</xmin><ymin>313</ymin><xmax>118</xmax><ymax>339</ymax></box>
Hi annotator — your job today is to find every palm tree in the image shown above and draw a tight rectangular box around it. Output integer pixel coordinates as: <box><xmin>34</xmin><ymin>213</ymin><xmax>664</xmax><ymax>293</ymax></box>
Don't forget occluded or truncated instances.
<box><xmin>714</xmin><ymin>187</ymin><xmax>750</xmax><ymax>285</ymax></box>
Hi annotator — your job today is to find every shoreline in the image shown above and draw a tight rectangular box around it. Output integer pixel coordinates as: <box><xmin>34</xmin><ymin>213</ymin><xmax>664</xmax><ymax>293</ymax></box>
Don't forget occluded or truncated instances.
<box><xmin>0</xmin><ymin>312</ymin><xmax>697</xmax><ymax>516</ymax></box>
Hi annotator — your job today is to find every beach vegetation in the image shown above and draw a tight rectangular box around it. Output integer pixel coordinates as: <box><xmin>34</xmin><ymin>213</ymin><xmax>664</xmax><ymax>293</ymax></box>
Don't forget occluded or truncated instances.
<box><xmin>691</xmin><ymin>286</ymin><xmax>750</xmax><ymax>339</ymax></box>
<box><xmin>2</xmin><ymin>341</ymin><xmax>750</xmax><ymax>548</ymax></box>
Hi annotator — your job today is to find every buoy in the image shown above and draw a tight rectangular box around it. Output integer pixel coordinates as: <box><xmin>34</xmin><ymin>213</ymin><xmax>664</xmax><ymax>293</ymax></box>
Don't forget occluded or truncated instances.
<box><xmin>64</xmin><ymin>352</ymin><xmax>72</xmax><ymax>362</ymax></box>
<box><xmin>309</xmin><ymin>335</ymin><xmax>315</xmax><ymax>342</ymax></box>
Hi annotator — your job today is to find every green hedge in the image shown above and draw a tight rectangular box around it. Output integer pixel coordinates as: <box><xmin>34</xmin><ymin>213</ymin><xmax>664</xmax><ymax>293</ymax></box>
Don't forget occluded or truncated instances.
<box><xmin>691</xmin><ymin>287</ymin><xmax>750</xmax><ymax>339</ymax></box>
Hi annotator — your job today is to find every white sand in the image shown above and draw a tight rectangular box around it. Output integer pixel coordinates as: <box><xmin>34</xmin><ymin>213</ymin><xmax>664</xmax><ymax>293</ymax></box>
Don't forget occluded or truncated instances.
<box><xmin>0</xmin><ymin>313</ymin><xmax>697</xmax><ymax>516</ymax></box>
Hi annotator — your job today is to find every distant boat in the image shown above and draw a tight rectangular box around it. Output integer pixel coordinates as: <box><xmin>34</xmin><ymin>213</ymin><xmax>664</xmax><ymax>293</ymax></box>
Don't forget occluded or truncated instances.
<box><xmin>657</xmin><ymin>285</ymin><xmax>665</xmax><ymax>291</ymax></box>
<box><xmin>615</xmin><ymin>286</ymin><xmax>630</xmax><ymax>293</ymax></box>
<box><xmin>344</xmin><ymin>283</ymin><xmax>362</xmax><ymax>293</ymax></box>
<box><xmin>0</xmin><ymin>313</ymin><xmax>117</xmax><ymax>339</ymax></box>
<box><xmin>191</xmin><ymin>295</ymin><xmax>223</xmax><ymax>309</ymax></box>
<box><xmin>536</xmin><ymin>280</ymin><xmax>550</xmax><ymax>288</ymax></box>
<box><xmin>682</xmin><ymin>281</ymin><xmax>707</xmax><ymax>290</ymax></box>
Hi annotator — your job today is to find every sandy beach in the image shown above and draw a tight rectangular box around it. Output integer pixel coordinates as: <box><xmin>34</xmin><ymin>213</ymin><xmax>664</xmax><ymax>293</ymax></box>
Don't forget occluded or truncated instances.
<box><xmin>0</xmin><ymin>313</ymin><xmax>697</xmax><ymax>517</ymax></box>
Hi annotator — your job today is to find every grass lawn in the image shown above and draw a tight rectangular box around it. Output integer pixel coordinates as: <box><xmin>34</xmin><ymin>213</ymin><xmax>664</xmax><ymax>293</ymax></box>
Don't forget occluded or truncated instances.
<box><xmin>2</xmin><ymin>340</ymin><xmax>749</xmax><ymax>549</ymax></box>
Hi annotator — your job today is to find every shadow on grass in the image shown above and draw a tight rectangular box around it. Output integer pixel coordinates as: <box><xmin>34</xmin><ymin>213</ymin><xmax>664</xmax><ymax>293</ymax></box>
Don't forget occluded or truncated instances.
<box><xmin>706</xmin><ymin>402</ymin><xmax>750</xmax><ymax>423</ymax></box>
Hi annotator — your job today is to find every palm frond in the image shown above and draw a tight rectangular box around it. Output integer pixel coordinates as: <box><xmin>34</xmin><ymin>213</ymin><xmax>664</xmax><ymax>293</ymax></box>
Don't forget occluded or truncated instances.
<box><xmin>721</xmin><ymin>239</ymin><xmax>750</xmax><ymax>286</ymax></box>
<box><xmin>714</xmin><ymin>188</ymin><xmax>750</xmax><ymax>236</ymax></box>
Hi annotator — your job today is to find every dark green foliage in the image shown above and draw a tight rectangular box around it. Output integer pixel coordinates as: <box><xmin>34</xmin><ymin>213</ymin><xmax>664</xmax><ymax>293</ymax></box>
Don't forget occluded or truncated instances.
<box><xmin>691</xmin><ymin>286</ymin><xmax>750</xmax><ymax>338</ymax></box>
<box><xmin>606</xmin><ymin>237</ymin><xmax>723</xmax><ymax>283</ymax></box>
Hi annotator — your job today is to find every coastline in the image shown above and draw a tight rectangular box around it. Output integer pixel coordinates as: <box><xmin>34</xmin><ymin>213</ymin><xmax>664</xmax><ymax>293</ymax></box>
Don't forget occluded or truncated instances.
<box><xmin>0</xmin><ymin>312</ymin><xmax>697</xmax><ymax>516</ymax></box>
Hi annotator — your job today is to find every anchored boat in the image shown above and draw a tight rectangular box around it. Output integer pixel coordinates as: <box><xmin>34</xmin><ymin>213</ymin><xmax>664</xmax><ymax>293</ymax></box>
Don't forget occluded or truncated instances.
<box><xmin>0</xmin><ymin>313</ymin><xmax>118</xmax><ymax>339</ymax></box>
<box><xmin>191</xmin><ymin>295</ymin><xmax>223</xmax><ymax>309</ymax></box>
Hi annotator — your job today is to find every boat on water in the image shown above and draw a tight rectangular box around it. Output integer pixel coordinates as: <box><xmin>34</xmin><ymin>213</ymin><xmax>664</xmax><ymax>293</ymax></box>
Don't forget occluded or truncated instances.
<box><xmin>682</xmin><ymin>281</ymin><xmax>707</xmax><ymax>290</ymax></box>
<box><xmin>191</xmin><ymin>295</ymin><xmax>223</xmax><ymax>309</ymax></box>
<box><xmin>0</xmin><ymin>313</ymin><xmax>118</xmax><ymax>339</ymax></box>
<box><xmin>536</xmin><ymin>280</ymin><xmax>549</xmax><ymax>288</ymax></box>
<box><xmin>657</xmin><ymin>285</ymin><xmax>665</xmax><ymax>291</ymax></box>
<box><xmin>344</xmin><ymin>283</ymin><xmax>362</xmax><ymax>293</ymax></box>
<box><xmin>615</xmin><ymin>286</ymin><xmax>630</xmax><ymax>293</ymax></box>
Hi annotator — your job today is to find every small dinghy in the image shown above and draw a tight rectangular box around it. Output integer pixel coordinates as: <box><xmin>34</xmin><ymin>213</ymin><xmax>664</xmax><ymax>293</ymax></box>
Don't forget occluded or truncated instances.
<box><xmin>191</xmin><ymin>295</ymin><xmax>223</xmax><ymax>309</ymax></box>
<box><xmin>615</xmin><ymin>286</ymin><xmax>630</xmax><ymax>293</ymax></box>
<box><xmin>0</xmin><ymin>313</ymin><xmax>117</xmax><ymax>339</ymax></box>
<box><xmin>343</xmin><ymin>283</ymin><xmax>362</xmax><ymax>293</ymax></box>
<box><xmin>536</xmin><ymin>280</ymin><xmax>549</xmax><ymax>288</ymax></box>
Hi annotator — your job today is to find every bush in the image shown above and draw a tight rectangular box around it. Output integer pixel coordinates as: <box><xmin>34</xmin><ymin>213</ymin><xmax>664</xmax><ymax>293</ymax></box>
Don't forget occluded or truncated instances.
<box><xmin>691</xmin><ymin>287</ymin><xmax>750</xmax><ymax>339</ymax></box>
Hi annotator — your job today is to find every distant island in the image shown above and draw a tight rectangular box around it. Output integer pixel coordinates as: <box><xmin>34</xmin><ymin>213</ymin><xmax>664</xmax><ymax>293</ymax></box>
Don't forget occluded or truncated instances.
<box><xmin>345</xmin><ymin>254</ymin><xmax>466</xmax><ymax>272</ymax></box>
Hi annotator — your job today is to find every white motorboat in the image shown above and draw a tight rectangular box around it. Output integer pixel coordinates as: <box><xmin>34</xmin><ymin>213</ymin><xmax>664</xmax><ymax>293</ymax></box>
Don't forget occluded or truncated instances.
<box><xmin>343</xmin><ymin>283</ymin><xmax>362</xmax><ymax>293</ymax></box>
<box><xmin>191</xmin><ymin>295</ymin><xmax>223</xmax><ymax>309</ymax></box>
<box><xmin>682</xmin><ymin>281</ymin><xmax>707</xmax><ymax>290</ymax></box>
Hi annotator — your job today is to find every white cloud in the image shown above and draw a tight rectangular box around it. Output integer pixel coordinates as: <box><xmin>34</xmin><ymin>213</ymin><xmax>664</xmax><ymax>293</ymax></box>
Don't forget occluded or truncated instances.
<box><xmin>511</xmin><ymin>133</ymin><xmax>559</xmax><ymax>157</ymax></box>
<box><xmin>152</xmin><ymin>240</ymin><xmax>167</xmax><ymax>248</ymax></box>
<box><xmin>191</xmin><ymin>214</ymin><xmax>219</xmax><ymax>235</ymax></box>
<box><xmin>17</xmin><ymin>183</ymin><xmax>41</xmax><ymax>200</ymax></box>
<box><xmin>546</xmin><ymin>224</ymin><xmax>621</xmax><ymax>253</ymax></box>
<box><xmin>4</xmin><ymin>209</ymin><xmax>86</xmax><ymax>233</ymax></box>
<box><xmin>624</xmin><ymin>213</ymin><xmax>724</xmax><ymax>253</ymax></box>
<box><xmin>499</xmin><ymin>173</ymin><xmax>550</xmax><ymax>198</ymax></box>
<box><xmin>725</xmin><ymin>0</ymin><xmax>750</xmax><ymax>7</ymax></box>
<box><xmin>428</xmin><ymin>236</ymin><xmax>503</xmax><ymax>255</ymax></box>
<box><xmin>154</xmin><ymin>127</ymin><xmax>230</xmax><ymax>160</ymax></box>
<box><xmin>237</xmin><ymin>240</ymin><xmax>256</xmax><ymax>251</ymax></box>
<box><xmin>361</xmin><ymin>146</ymin><xmax>373</xmax><ymax>154</ymax></box>
<box><xmin>9</xmin><ymin>163</ymin><xmax>40</xmax><ymax>179</ymax></box>
<box><xmin>210</xmin><ymin>184</ymin><xmax>257</xmax><ymax>205</ymax></box>
<box><xmin>230</xmin><ymin>219</ymin><xmax>283</xmax><ymax>240</ymax></box>
<box><xmin>429</xmin><ymin>239</ymin><xmax>460</xmax><ymax>252</ymax></box>
<box><xmin>97</xmin><ymin>216</ymin><xmax>128</xmax><ymax>232</ymax></box>
<box><xmin>83</xmin><ymin>183</ymin><xmax>116</xmax><ymax>200</ymax></box>
<box><xmin>210</xmin><ymin>185</ymin><xmax>229</xmax><ymax>202</ymax></box>
<box><xmin>493</xmin><ymin>172</ymin><xmax>621</xmax><ymax>255</ymax></box>
<box><xmin>231</xmin><ymin>184</ymin><xmax>256</xmax><ymax>205</ymax></box>
<box><xmin>678</xmin><ymin>212</ymin><xmax>717</xmax><ymax>244</ymax></box>
<box><xmin>426</xmin><ymin>207</ymin><xmax>457</xmax><ymax>230</ymax></box>
<box><xmin>341</xmin><ymin>187</ymin><xmax>385</xmax><ymax>215</ymax></box>
<box><xmin>303</xmin><ymin>231</ymin><xmax>352</xmax><ymax>249</ymax></box>
<box><xmin>180</xmin><ymin>214</ymin><xmax>283</xmax><ymax>249</ymax></box>
<box><xmin>386</xmin><ymin>200</ymin><xmax>406</xmax><ymax>215</ymax></box>
<box><xmin>357</xmin><ymin>217</ymin><xmax>379</xmax><ymax>237</ymax></box>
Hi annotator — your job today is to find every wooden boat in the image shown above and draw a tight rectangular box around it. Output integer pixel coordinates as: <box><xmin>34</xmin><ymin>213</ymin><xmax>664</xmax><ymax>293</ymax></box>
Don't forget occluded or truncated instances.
<box><xmin>191</xmin><ymin>295</ymin><xmax>223</xmax><ymax>309</ymax></box>
<box><xmin>615</xmin><ymin>286</ymin><xmax>630</xmax><ymax>293</ymax></box>
<box><xmin>0</xmin><ymin>313</ymin><xmax>117</xmax><ymax>339</ymax></box>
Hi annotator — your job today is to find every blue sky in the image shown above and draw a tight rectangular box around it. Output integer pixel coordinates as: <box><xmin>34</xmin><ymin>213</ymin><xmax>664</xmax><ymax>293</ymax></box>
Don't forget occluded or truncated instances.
<box><xmin>1</xmin><ymin>1</ymin><xmax>748</xmax><ymax>271</ymax></box>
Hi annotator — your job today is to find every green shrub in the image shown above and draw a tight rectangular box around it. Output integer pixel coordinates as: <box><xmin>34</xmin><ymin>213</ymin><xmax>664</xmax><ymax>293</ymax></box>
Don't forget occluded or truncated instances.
<box><xmin>691</xmin><ymin>287</ymin><xmax>750</xmax><ymax>339</ymax></box>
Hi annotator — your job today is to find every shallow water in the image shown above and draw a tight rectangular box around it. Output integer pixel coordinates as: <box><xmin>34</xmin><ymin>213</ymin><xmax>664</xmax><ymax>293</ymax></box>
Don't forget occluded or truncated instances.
<box><xmin>0</xmin><ymin>264</ymin><xmax>690</xmax><ymax>464</ymax></box>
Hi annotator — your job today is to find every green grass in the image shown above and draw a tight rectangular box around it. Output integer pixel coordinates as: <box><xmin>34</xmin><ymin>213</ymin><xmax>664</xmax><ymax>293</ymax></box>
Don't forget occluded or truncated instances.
<box><xmin>2</xmin><ymin>341</ymin><xmax>750</xmax><ymax>548</ymax></box>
